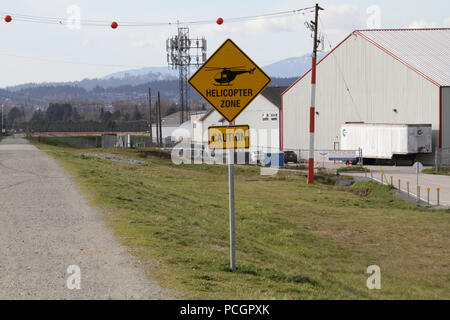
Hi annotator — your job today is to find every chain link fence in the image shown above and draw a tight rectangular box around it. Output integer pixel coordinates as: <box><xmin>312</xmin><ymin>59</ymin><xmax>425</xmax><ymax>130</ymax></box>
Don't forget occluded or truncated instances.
<box><xmin>172</xmin><ymin>143</ymin><xmax>362</xmax><ymax>168</ymax></box>
<box><xmin>282</xmin><ymin>148</ymin><xmax>362</xmax><ymax>168</ymax></box>
<box><xmin>435</xmin><ymin>148</ymin><xmax>450</xmax><ymax>171</ymax></box>
<box><xmin>101</xmin><ymin>134</ymin><xmax>176</xmax><ymax>149</ymax></box>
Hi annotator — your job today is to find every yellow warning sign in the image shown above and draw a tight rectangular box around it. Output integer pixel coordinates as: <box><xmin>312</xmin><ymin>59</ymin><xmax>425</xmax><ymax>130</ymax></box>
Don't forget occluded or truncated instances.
<box><xmin>189</xmin><ymin>39</ymin><xmax>271</xmax><ymax>122</ymax></box>
<box><xmin>208</xmin><ymin>125</ymin><xmax>250</xmax><ymax>150</ymax></box>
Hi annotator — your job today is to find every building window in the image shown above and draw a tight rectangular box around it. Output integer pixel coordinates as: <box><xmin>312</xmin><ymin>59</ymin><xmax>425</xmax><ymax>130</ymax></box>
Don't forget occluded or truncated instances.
<box><xmin>262</xmin><ymin>113</ymin><xmax>269</xmax><ymax>121</ymax></box>
<box><xmin>270</xmin><ymin>113</ymin><xmax>278</xmax><ymax>121</ymax></box>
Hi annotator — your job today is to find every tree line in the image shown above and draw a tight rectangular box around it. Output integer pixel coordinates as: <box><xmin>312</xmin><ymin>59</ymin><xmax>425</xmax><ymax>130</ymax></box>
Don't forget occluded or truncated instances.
<box><xmin>13</xmin><ymin>103</ymin><xmax>150</xmax><ymax>132</ymax></box>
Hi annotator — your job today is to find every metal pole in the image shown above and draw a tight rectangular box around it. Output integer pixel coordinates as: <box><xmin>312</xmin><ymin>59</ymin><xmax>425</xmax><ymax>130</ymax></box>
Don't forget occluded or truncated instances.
<box><xmin>1</xmin><ymin>103</ymin><xmax>4</xmax><ymax>134</ymax></box>
<box><xmin>148</xmin><ymin>88</ymin><xmax>153</xmax><ymax>144</ymax></box>
<box><xmin>158</xmin><ymin>92</ymin><xmax>162</xmax><ymax>147</ymax></box>
<box><xmin>155</xmin><ymin>94</ymin><xmax>160</xmax><ymax>147</ymax></box>
<box><xmin>416</xmin><ymin>165</ymin><xmax>419</xmax><ymax>191</ymax></box>
<box><xmin>307</xmin><ymin>3</ymin><xmax>323</xmax><ymax>185</ymax></box>
<box><xmin>435</xmin><ymin>148</ymin><xmax>439</xmax><ymax>173</ymax></box>
<box><xmin>427</xmin><ymin>188</ymin><xmax>430</xmax><ymax>205</ymax></box>
<box><xmin>360</xmin><ymin>148</ymin><xmax>363</xmax><ymax>168</ymax></box>
<box><xmin>228</xmin><ymin>121</ymin><xmax>236</xmax><ymax>272</ymax></box>
<box><xmin>417</xmin><ymin>186</ymin><xmax>421</xmax><ymax>203</ymax></box>
<box><xmin>407</xmin><ymin>182</ymin><xmax>410</xmax><ymax>197</ymax></box>
<box><xmin>398</xmin><ymin>179</ymin><xmax>401</xmax><ymax>193</ymax></box>
<box><xmin>437</xmin><ymin>188</ymin><xmax>440</xmax><ymax>206</ymax></box>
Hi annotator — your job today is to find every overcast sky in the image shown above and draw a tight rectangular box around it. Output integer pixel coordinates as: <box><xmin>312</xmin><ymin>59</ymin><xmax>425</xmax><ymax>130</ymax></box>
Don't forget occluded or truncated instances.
<box><xmin>0</xmin><ymin>0</ymin><xmax>448</xmax><ymax>88</ymax></box>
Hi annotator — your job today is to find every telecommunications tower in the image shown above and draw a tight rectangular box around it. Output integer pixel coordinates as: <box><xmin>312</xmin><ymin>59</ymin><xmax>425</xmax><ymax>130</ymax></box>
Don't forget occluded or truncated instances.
<box><xmin>167</xmin><ymin>26</ymin><xmax>207</xmax><ymax>124</ymax></box>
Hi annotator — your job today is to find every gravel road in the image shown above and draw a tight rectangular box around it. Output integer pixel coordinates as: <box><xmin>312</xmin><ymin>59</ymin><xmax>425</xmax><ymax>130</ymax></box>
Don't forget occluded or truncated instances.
<box><xmin>0</xmin><ymin>136</ymin><xmax>169</xmax><ymax>299</ymax></box>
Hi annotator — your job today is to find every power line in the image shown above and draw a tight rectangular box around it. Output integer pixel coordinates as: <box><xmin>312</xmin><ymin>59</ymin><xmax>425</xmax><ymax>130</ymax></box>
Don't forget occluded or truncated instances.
<box><xmin>0</xmin><ymin>7</ymin><xmax>318</xmax><ymax>73</ymax></box>
<box><xmin>0</xmin><ymin>7</ymin><xmax>316</xmax><ymax>27</ymax></box>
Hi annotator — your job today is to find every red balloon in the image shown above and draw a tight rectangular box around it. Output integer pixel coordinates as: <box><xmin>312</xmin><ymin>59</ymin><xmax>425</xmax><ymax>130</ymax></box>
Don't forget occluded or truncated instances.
<box><xmin>111</xmin><ymin>21</ymin><xmax>118</xmax><ymax>29</ymax></box>
<box><xmin>4</xmin><ymin>15</ymin><xmax>12</xmax><ymax>23</ymax></box>
<box><xmin>216</xmin><ymin>17</ymin><xmax>223</xmax><ymax>25</ymax></box>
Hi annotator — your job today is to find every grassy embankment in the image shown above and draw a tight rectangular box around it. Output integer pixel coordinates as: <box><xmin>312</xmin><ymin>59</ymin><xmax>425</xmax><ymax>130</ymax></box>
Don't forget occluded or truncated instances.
<box><xmin>30</xmin><ymin>136</ymin><xmax>450</xmax><ymax>299</ymax></box>
<box><xmin>337</xmin><ymin>166</ymin><xmax>370</xmax><ymax>173</ymax></box>
<box><xmin>423</xmin><ymin>167</ymin><xmax>450</xmax><ymax>176</ymax></box>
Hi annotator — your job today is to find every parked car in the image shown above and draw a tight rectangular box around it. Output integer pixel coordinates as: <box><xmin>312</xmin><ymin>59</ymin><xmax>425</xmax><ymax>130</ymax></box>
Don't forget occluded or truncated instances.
<box><xmin>250</xmin><ymin>151</ymin><xmax>265</xmax><ymax>165</ymax></box>
<box><xmin>284</xmin><ymin>151</ymin><xmax>298</xmax><ymax>164</ymax></box>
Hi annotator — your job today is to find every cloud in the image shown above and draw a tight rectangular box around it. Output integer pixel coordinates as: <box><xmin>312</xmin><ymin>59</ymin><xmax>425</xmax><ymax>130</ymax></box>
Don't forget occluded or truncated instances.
<box><xmin>444</xmin><ymin>17</ymin><xmax>450</xmax><ymax>27</ymax></box>
<box><xmin>322</xmin><ymin>4</ymin><xmax>365</xmax><ymax>30</ymax></box>
<box><xmin>319</xmin><ymin>4</ymin><xmax>366</xmax><ymax>45</ymax></box>
<box><xmin>405</xmin><ymin>16</ymin><xmax>450</xmax><ymax>29</ymax></box>
<box><xmin>244</xmin><ymin>16</ymin><xmax>297</xmax><ymax>33</ymax></box>
<box><xmin>81</xmin><ymin>39</ymin><xmax>92</xmax><ymax>48</ymax></box>
<box><xmin>406</xmin><ymin>20</ymin><xmax>439</xmax><ymax>28</ymax></box>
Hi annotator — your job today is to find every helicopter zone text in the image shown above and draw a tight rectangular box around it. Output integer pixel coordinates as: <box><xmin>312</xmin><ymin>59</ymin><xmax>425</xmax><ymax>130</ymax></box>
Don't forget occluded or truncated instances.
<box><xmin>189</xmin><ymin>39</ymin><xmax>271</xmax><ymax>122</ymax></box>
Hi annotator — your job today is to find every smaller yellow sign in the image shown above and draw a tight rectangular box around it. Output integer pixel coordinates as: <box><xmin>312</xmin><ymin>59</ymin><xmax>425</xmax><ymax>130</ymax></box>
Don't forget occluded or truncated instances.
<box><xmin>208</xmin><ymin>125</ymin><xmax>250</xmax><ymax>150</ymax></box>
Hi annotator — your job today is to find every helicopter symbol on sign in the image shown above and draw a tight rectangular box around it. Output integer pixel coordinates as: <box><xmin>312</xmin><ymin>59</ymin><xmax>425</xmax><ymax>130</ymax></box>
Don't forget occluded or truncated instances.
<box><xmin>205</xmin><ymin>66</ymin><xmax>256</xmax><ymax>86</ymax></box>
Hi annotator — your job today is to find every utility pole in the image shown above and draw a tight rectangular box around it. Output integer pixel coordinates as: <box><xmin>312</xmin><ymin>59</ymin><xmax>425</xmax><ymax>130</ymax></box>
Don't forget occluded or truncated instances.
<box><xmin>148</xmin><ymin>88</ymin><xmax>153</xmax><ymax>144</ymax></box>
<box><xmin>1</xmin><ymin>104</ymin><xmax>4</xmax><ymax>134</ymax></box>
<box><xmin>155</xmin><ymin>93</ymin><xmax>160</xmax><ymax>146</ymax></box>
<box><xmin>158</xmin><ymin>91</ymin><xmax>162</xmax><ymax>147</ymax></box>
<box><xmin>307</xmin><ymin>3</ymin><xmax>324</xmax><ymax>184</ymax></box>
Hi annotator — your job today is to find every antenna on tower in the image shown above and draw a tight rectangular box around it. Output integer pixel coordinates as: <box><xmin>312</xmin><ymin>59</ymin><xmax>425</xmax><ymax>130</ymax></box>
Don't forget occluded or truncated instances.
<box><xmin>167</xmin><ymin>26</ymin><xmax>207</xmax><ymax>124</ymax></box>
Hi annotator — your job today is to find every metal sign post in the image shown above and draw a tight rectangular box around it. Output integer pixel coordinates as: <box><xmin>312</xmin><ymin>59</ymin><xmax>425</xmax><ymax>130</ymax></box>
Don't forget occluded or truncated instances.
<box><xmin>208</xmin><ymin>123</ymin><xmax>249</xmax><ymax>273</ymax></box>
<box><xmin>228</xmin><ymin>121</ymin><xmax>236</xmax><ymax>272</ymax></box>
<box><xmin>190</xmin><ymin>38</ymin><xmax>271</xmax><ymax>272</ymax></box>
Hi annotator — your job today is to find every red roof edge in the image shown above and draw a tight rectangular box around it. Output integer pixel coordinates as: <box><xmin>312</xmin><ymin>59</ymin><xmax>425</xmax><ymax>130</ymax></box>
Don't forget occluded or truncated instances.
<box><xmin>355</xmin><ymin>30</ymin><xmax>441</xmax><ymax>87</ymax></box>
<box><xmin>356</xmin><ymin>27</ymin><xmax>450</xmax><ymax>32</ymax></box>
<box><xmin>280</xmin><ymin>94</ymin><xmax>284</xmax><ymax>150</ymax></box>
<box><xmin>439</xmin><ymin>87</ymin><xmax>443</xmax><ymax>148</ymax></box>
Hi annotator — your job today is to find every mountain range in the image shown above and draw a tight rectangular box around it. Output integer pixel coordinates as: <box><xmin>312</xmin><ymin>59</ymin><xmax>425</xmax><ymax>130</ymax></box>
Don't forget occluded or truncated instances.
<box><xmin>4</xmin><ymin>53</ymin><xmax>326</xmax><ymax>92</ymax></box>
<box><xmin>0</xmin><ymin>53</ymin><xmax>328</xmax><ymax>108</ymax></box>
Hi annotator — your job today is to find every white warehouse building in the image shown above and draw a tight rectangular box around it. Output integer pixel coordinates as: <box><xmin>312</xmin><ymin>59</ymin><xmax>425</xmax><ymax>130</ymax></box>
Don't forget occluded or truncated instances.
<box><xmin>282</xmin><ymin>28</ymin><xmax>450</xmax><ymax>164</ymax></box>
<box><xmin>192</xmin><ymin>86</ymin><xmax>285</xmax><ymax>153</ymax></box>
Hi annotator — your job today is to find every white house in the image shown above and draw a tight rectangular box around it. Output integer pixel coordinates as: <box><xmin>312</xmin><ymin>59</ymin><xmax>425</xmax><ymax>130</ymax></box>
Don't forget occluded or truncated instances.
<box><xmin>192</xmin><ymin>86</ymin><xmax>285</xmax><ymax>153</ymax></box>
<box><xmin>282</xmin><ymin>28</ymin><xmax>450</xmax><ymax>164</ymax></box>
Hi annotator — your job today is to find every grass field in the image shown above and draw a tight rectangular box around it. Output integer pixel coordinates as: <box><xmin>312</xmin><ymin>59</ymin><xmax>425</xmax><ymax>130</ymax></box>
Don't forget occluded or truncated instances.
<box><xmin>30</xmin><ymin>137</ymin><xmax>450</xmax><ymax>299</ymax></box>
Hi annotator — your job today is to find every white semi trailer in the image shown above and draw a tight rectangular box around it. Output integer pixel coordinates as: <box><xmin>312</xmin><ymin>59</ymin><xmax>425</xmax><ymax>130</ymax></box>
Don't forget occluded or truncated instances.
<box><xmin>340</xmin><ymin>123</ymin><xmax>432</xmax><ymax>165</ymax></box>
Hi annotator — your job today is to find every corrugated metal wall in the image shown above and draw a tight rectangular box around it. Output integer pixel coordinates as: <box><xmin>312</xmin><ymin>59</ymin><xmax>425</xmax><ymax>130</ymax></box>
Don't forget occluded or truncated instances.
<box><xmin>283</xmin><ymin>32</ymin><xmax>440</xmax><ymax>154</ymax></box>
<box><xmin>443</xmin><ymin>87</ymin><xmax>450</xmax><ymax>148</ymax></box>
